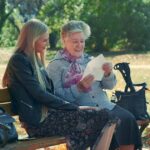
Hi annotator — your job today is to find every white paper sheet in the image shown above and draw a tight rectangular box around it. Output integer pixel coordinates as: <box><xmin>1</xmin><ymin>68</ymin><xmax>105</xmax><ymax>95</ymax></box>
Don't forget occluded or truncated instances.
<box><xmin>82</xmin><ymin>54</ymin><xmax>106</xmax><ymax>81</ymax></box>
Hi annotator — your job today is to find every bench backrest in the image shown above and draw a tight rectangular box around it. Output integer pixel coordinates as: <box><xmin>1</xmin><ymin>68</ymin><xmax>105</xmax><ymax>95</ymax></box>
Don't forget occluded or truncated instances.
<box><xmin>0</xmin><ymin>88</ymin><xmax>14</xmax><ymax>115</ymax></box>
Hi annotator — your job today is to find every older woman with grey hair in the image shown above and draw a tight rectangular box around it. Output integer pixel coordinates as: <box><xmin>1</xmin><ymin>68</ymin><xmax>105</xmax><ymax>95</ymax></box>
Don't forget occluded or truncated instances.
<box><xmin>46</xmin><ymin>20</ymin><xmax>142</xmax><ymax>150</ymax></box>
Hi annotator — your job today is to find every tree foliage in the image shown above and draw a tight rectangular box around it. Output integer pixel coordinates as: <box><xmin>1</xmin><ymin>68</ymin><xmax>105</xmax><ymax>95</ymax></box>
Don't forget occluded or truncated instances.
<box><xmin>1</xmin><ymin>0</ymin><xmax>150</xmax><ymax>51</ymax></box>
<box><xmin>0</xmin><ymin>0</ymin><xmax>47</xmax><ymax>47</ymax></box>
<box><xmin>80</xmin><ymin>0</ymin><xmax>150</xmax><ymax>51</ymax></box>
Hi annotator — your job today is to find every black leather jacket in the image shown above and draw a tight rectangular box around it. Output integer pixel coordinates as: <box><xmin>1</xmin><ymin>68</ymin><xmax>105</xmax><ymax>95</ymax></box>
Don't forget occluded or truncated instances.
<box><xmin>7</xmin><ymin>52</ymin><xmax>78</xmax><ymax>126</ymax></box>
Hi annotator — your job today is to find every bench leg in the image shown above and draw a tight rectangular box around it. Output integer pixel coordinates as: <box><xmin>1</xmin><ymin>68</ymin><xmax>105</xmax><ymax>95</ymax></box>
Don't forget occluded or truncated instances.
<box><xmin>139</xmin><ymin>123</ymin><xmax>149</xmax><ymax>135</ymax></box>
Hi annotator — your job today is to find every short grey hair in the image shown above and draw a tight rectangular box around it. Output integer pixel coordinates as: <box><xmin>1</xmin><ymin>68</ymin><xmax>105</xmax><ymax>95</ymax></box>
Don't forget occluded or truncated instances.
<box><xmin>61</xmin><ymin>20</ymin><xmax>91</xmax><ymax>40</ymax></box>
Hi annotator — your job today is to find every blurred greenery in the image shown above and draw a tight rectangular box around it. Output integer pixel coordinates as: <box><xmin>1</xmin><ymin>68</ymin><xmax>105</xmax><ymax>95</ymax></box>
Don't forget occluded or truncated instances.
<box><xmin>1</xmin><ymin>0</ymin><xmax>150</xmax><ymax>52</ymax></box>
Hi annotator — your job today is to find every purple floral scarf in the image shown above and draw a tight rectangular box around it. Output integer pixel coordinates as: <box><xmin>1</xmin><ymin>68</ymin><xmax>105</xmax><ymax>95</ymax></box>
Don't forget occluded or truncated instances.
<box><xmin>60</xmin><ymin>49</ymin><xmax>83</xmax><ymax>88</ymax></box>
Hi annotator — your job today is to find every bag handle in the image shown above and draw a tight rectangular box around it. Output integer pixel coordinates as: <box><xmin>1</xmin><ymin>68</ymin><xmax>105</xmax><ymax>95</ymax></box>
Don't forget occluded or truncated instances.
<box><xmin>114</xmin><ymin>62</ymin><xmax>135</xmax><ymax>92</ymax></box>
<box><xmin>114</xmin><ymin>63</ymin><xmax>148</xmax><ymax>92</ymax></box>
<box><xmin>133</xmin><ymin>83</ymin><xmax>146</xmax><ymax>87</ymax></box>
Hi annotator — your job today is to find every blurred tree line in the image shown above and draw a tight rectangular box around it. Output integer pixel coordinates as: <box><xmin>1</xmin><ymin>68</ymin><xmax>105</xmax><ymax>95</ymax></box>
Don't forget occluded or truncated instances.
<box><xmin>0</xmin><ymin>0</ymin><xmax>150</xmax><ymax>52</ymax></box>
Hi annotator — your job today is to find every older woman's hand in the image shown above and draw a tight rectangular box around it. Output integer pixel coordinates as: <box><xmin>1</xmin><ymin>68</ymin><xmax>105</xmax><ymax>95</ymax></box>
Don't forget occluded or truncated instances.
<box><xmin>77</xmin><ymin>74</ymin><xmax>94</xmax><ymax>92</ymax></box>
<box><xmin>102</xmin><ymin>62</ymin><xmax>113</xmax><ymax>77</ymax></box>
<box><xmin>79</xmin><ymin>106</ymin><xmax>101</xmax><ymax>111</ymax></box>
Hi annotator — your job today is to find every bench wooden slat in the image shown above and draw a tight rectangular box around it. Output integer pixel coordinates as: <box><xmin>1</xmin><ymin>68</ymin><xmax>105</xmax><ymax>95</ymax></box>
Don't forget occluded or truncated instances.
<box><xmin>0</xmin><ymin>88</ymin><xmax>10</xmax><ymax>103</ymax></box>
<box><xmin>1</xmin><ymin>136</ymin><xmax>66</xmax><ymax>150</ymax></box>
<box><xmin>137</xmin><ymin>119</ymin><xmax>150</xmax><ymax>126</ymax></box>
<box><xmin>0</xmin><ymin>102</ymin><xmax>14</xmax><ymax>115</ymax></box>
<box><xmin>0</xmin><ymin>88</ymin><xmax>67</xmax><ymax>149</ymax></box>
<box><xmin>0</xmin><ymin>88</ymin><xmax>14</xmax><ymax>115</ymax></box>
<box><xmin>137</xmin><ymin>119</ymin><xmax>150</xmax><ymax>135</ymax></box>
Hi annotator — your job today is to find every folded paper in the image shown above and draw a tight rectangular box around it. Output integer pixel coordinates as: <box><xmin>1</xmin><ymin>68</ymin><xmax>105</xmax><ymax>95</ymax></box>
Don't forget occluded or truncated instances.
<box><xmin>83</xmin><ymin>54</ymin><xmax>106</xmax><ymax>81</ymax></box>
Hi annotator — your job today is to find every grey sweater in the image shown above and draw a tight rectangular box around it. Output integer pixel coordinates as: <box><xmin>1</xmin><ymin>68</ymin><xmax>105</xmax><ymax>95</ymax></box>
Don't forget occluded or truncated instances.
<box><xmin>46</xmin><ymin>51</ymin><xmax>116</xmax><ymax>110</ymax></box>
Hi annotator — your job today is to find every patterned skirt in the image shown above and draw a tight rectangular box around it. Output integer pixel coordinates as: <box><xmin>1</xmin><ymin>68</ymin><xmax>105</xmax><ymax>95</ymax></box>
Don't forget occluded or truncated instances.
<box><xmin>26</xmin><ymin>108</ymin><xmax>117</xmax><ymax>150</ymax></box>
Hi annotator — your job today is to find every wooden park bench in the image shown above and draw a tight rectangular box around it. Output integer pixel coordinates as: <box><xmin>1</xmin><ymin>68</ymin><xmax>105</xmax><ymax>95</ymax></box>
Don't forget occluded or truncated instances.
<box><xmin>137</xmin><ymin>119</ymin><xmax>150</xmax><ymax>135</ymax></box>
<box><xmin>0</xmin><ymin>88</ymin><xmax>118</xmax><ymax>150</ymax></box>
<box><xmin>0</xmin><ymin>88</ymin><xmax>66</xmax><ymax>150</ymax></box>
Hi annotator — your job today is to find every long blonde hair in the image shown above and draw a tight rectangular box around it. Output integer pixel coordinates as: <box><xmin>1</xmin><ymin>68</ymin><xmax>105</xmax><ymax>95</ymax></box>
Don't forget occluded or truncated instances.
<box><xmin>17</xmin><ymin>19</ymin><xmax>48</xmax><ymax>63</ymax></box>
<box><xmin>2</xmin><ymin>19</ymin><xmax>48</xmax><ymax>88</ymax></box>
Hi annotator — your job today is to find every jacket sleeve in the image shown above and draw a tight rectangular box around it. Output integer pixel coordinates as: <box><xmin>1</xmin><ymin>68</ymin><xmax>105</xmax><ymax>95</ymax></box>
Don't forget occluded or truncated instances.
<box><xmin>46</xmin><ymin>61</ymin><xmax>83</xmax><ymax>103</ymax></box>
<box><xmin>9</xmin><ymin>54</ymin><xmax>78</xmax><ymax>111</ymax></box>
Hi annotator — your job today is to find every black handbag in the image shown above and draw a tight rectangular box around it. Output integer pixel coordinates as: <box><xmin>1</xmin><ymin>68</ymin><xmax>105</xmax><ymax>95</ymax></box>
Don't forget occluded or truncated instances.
<box><xmin>0</xmin><ymin>107</ymin><xmax>18</xmax><ymax>147</ymax></box>
<box><xmin>112</xmin><ymin>62</ymin><xmax>150</xmax><ymax>120</ymax></box>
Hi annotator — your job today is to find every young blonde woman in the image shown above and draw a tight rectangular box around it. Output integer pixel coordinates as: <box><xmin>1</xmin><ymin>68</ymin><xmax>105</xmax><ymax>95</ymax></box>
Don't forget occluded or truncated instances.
<box><xmin>46</xmin><ymin>20</ymin><xmax>142</xmax><ymax>150</ymax></box>
<box><xmin>2</xmin><ymin>19</ymin><xmax>118</xmax><ymax>150</ymax></box>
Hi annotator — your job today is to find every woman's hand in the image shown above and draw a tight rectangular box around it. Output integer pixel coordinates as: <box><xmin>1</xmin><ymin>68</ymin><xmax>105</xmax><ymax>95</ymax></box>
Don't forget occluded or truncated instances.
<box><xmin>79</xmin><ymin>106</ymin><xmax>101</xmax><ymax>111</ymax></box>
<box><xmin>77</xmin><ymin>74</ymin><xmax>94</xmax><ymax>92</ymax></box>
<box><xmin>102</xmin><ymin>62</ymin><xmax>113</xmax><ymax>77</ymax></box>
